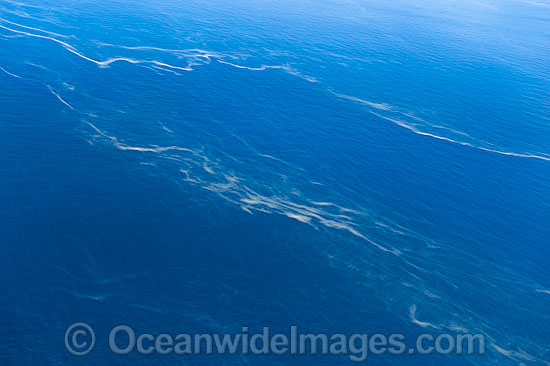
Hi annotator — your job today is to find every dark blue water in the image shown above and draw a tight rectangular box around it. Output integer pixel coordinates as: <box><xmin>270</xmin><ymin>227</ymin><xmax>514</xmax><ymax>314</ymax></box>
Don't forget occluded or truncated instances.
<box><xmin>1</xmin><ymin>0</ymin><xmax>549</xmax><ymax>365</ymax></box>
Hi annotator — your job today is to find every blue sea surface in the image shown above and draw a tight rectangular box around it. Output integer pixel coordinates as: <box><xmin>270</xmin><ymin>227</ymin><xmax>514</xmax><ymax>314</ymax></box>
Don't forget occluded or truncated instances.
<box><xmin>1</xmin><ymin>0</ymin><xmax>549</xmax><ymax>364</ymax></box>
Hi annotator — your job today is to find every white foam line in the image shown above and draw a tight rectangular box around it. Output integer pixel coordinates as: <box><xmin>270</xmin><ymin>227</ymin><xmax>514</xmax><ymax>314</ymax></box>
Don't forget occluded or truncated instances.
<box><xmin>89</xmin><ymin>118</ymin><xmax>399</xmax><ymax>255</ymax></box>
<box><xmin>409</xmin><ymin>305</ymin><xmax>441</xmax><ymax>329</ymax></box>
<box><xmin>0</xmin><ymin>17</ymin><xmax>70</xmax><ymax>38</ymax></box>
<box><xmin>0</xmin><ymin>33</ymin><xmax>24</xmax><ymax>39</ymax></box>
<box><xmin>0</xmin><ymin>24</ymin><xmax>76</xmax><ymax>49</ymax></box>
<box><xmin>284</xmin><ymin>212</ymin><xmax>312</xmax><ymax>223</ymax></box>
<box><xmin>517</xmin><ymin>0</ymin><xmax>550</xmax><ymax>7</ymax></box>
<box><xmin>310</xmin><ymin>201</ymin><xmax>362</xmax><ymax>214</ymax></box>
<box><xmin>96</xmin><ymin>42</ymin><xmax>221</xmax><ymax>58</ymax></box>
<box><xmin>209</xmin><ymin>182</ymin><xmax>360</xmax><ymax>239</ymax></box>
<box><xmin>150</xmin><ymin>65</ymin><xmax>182</xmax><ymax>76</ymax></box>
<box><xmin>331</xmin><ymin>91</ymin><xmax>395</xmax><ymax>111</ymax></box>
<box><xmin>0</xmin><ymin>7</ymin><xmax>76</xmax><ymax>29</ymax></box>
<box><xmin>371</xmin><ymin>112</ymin><xmax>550</xmax><ymax>162</ymax></box>
<box><xmin>0</xmin><ymin>65</ymin><xmax>22</xmax><ymax>78</ymax></box>
<box><xmin>239</xmin><ymin>189</ymin><xmax>399</xmax><ymax>254</ymax></box>
<box><xmin>471</xmin><ymin>0</ymin><xmax>500</xmax><ymax>10</ymax></box>
<box><xmin>535</xmin><ymin>289</ymin><xmax>550</xmax><ymax>294</ymax></box>
<box><xmin>323</xmin><ymin>218</ymin><xmax>400</xmax><ymax>254</ymax></box>
<box><xmin>241</xmin><ymin>189</ymin><xmax>347</xmax><ymax>219</ymax></box>
<box><xmin>257</xmin><ymin>154</ymin><xmax>279</xmax><ymax>160</ymax></box>
<box><xmin>335</xmin><ymin>92</ymin><xmax>550</xmax><ymax>162</ymax></box>
<box><xmin>48</xmin><ymin>86</ymin><xmax>74</xmax><ymax>110</ymax></box>
<box><xmin>490</xmin><ymin>344</ymin><xmax>537</xmax><ymax>362</ymax></box>
<box><xmin>217</xmin><ymin>59</ymin><xmax>285</xmax><ymax>71</ymax></box>
<box><xmin>404</xmin><ymin>114</ymin><xmax>454</xmax><ymax>131</ymax></box>
<box><xmin>283</xmin><ymin>67</ymin><xmax>319</xmax><ymax>83</ymax></box>
<box><xmin>0</xmin><ymin>25</ymin><xmax>196</xmax><ymax>71</ymax></box>
<box><xmin>85</xmin><ymin>122</ymin><xmax>195</xmax><ymax>154</ymax></box>
<box><xmin>1</xmin><ymin>0</ymin><xmax>45</xmax><ymax>10</ymax></box>
<box><xmin>203</xmin><ymin>163</ymin><xmax>215</xmax><ymax>174</ymax></box>
<box><xmin>149</xmin><ymin>60</ymin><xmax>193</xmax><ymax>72</ymax></box>
<box><xmin>311</xmin><ymin>201</ymin><xmax>338</xmax><ymax>207</ymax></box>
<box><xmin>2</xmin><ymin>23</ymin><xmax>320</xmax><ymax>83</ymax></box>
<box><xmin>401</xmin><ymin>112</ymin><xmax>473</xmax><ymax>138</ymax></box>
<box><xmin>116</xmin><ymin>144</ymin><xmax>194</xmax><ymax>153</ymax></box>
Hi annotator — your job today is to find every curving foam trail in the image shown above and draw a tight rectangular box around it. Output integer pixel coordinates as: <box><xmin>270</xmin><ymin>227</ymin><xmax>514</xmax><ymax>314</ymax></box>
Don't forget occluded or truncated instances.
<box><xmin>518</xmin><ymin>0</ymin><xmax>550</xmax><ymax>7</ymax></box>
<box><xmin>1</xmin><ymin>20</ymin><xmax>321</xmax><ymax>86</ymax></box>
<box><xmin>0</xmin><ymin>24</ymin><xmax>198</xmax><ymax>71</ymax></box>
<box><xmin>95</xmin><ymin>41</ymin><xmax>222</xmax><ymax>59</ymax></box>
<box><xmin>0</xmin><ymin>65</ymin><xmax>22</xmax><ymax>78</ymax></box>
<box><xmin>332</xmin><ymin>91</ymin><xmax>550</xmax><ymax>162</ymax></box>
<box><xmin>0</xmin><ymin>23</ymin><xmax>77</xmax><ymax>49</ymax></box>
<box><xmin>330</xmin><ymin>91</ymin><xmax>395</xmax><ymax>111</ymax></box>
<box><xmin>85</xmin><ymin>122</ymin><xmax>196</xmax><ymax>154</ymax></box>
<box><xmin>48</xmin><ymin>85</ymin><xmax>74</xmax><ymax>110</ymax></box>
<box><xmin>409</xmin><ymin>305</ymin><xmax>442</xmax><ymax>329</ymax></box>
<box><xmin>490</xmin><ymin>343</ymin><xmax>537</xmax><ymax>363</ymax></box>
<box><xmin>85</xmin><ymin>120</ymin><xmax>400</xmax><ymax>255</ymax></box>
<box><xmin>0</xmin><ymin>17</ymin><xmax>70</xmax><ymax>38</ymax></box>
<box><xmin>1</xmin><ymin>23</ymin><xmax>303</xmax><ymax>75</ymax></box>
<box><xmin>284</xmin><ymin>212</ymin><xmax>313</xmax><ymax>223</ymax></box>
<box><xmin>371</xmin><ymin>112</ymin><xmax>550</xmax><ymax>162</ymax></box>
<box><xmin>217</xmin><ymin>59</ymin><xmax>286</xmax><ymax>71</ymax></box>
<box><xmin>3</xmin><ymin>13</ymin><xmax>549</xmax><ymax>366</ymax></box>
<box><xmin>281</xmin><ymin>67</ymin><xmax>319</xmax><ymax>83</ymax></box>
<box><xmin>1</xmin><ymin>0</ymin><xmax>50</xmax><ymax>10</ymax></box>
<box><xmin>65</xmin><ymin>47</ymin><xmax>196</xmax><ymax>72</ymax></box>
<box><xmin>218</xmin><ymin>60</ymin><xmax>318</xmax><ymax>82</ymax></box>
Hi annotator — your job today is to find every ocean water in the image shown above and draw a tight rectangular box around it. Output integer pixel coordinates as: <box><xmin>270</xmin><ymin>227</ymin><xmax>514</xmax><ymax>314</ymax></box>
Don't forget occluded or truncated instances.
<box><xmin>1</xmin><ymin>0</ymin><xmax>549</xmax><ymax>364</ymax></box>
